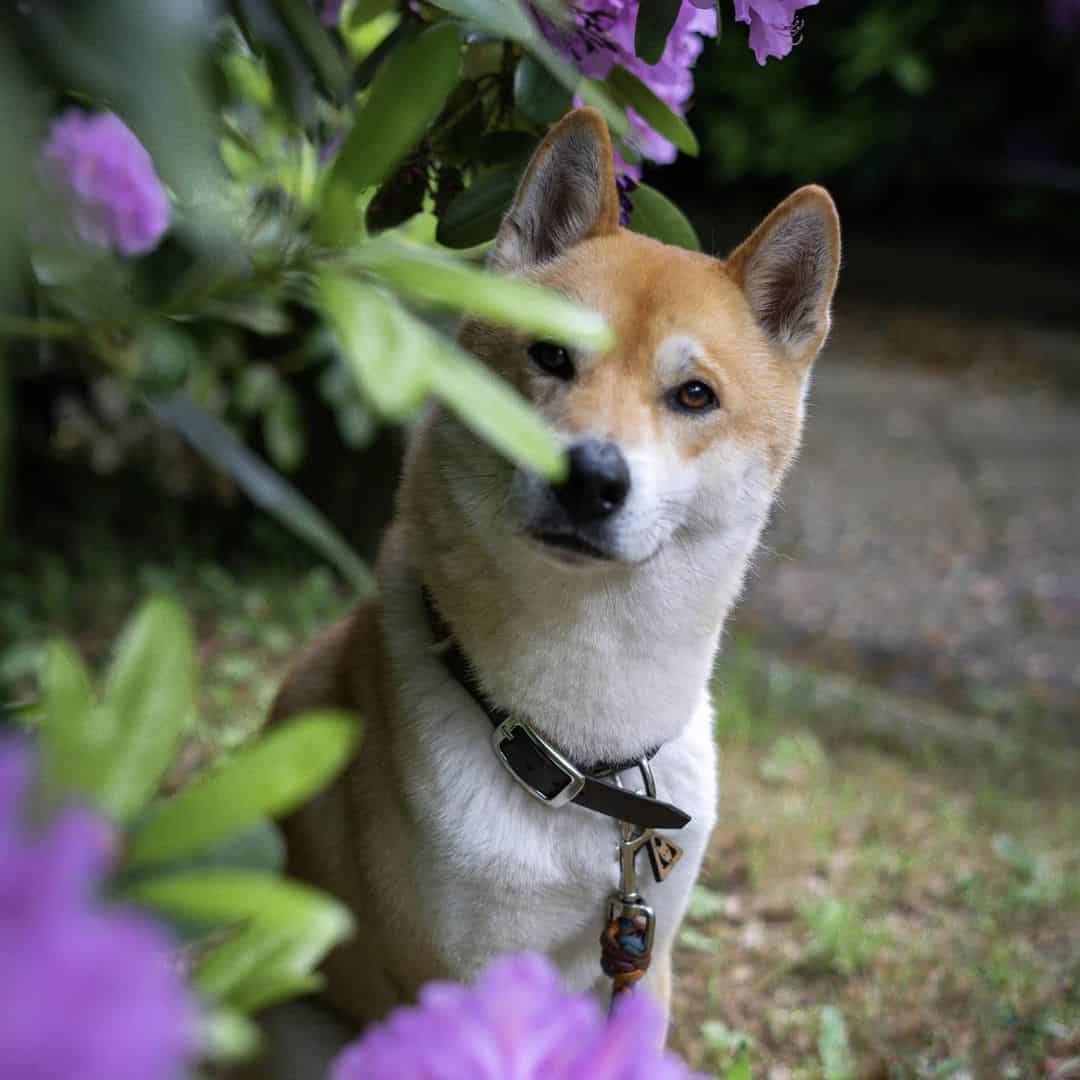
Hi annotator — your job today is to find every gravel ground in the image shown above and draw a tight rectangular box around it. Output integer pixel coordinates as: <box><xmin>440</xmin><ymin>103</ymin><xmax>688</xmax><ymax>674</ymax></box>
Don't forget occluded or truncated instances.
<box><xmin>735</xmin><ymin>302</ymin><xmax>1080</xmax><ymax>730</ymax></box>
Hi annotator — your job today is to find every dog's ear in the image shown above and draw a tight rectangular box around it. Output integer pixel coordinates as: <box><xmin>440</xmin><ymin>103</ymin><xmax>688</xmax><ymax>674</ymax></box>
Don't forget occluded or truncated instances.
<box><xmin>727</xmin><ymin>186</ymin><xmax>841</xmax><ymax>365</ymax></box>
<box><xmin>490</xmin><ymin>108</ymin><xmax>620</xmax><ymax>271</ymax></box>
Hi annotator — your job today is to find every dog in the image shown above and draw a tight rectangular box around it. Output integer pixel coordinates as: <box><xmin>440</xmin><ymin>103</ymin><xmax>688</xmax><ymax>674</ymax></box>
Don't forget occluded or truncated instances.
<box><xmin>259</xmin><ymin>107</ymin><xmax>840</xmax><ymax>1071</ymax></box>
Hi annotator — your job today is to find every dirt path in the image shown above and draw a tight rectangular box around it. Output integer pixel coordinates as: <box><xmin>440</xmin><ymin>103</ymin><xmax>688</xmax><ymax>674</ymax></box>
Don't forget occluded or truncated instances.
<box><xmin>735</xmin><ymin>302</ymin><xmax>1080</xmax><ymax>730</ymax></box>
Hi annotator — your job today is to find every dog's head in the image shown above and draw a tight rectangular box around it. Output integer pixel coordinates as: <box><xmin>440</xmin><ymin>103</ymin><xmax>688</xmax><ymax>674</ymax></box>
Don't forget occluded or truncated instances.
<box><xmin>444</xmin><ymin>108</ymin><xmax>840</xmax><ymax>571</ymax></box>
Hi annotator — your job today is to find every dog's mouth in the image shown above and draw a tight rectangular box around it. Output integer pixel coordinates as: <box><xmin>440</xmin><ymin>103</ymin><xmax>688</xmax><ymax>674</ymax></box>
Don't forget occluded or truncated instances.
<box><xmin>529</xmin><ymin>530</ymin><xmax>616</xmax><ymax>564</ymax></box>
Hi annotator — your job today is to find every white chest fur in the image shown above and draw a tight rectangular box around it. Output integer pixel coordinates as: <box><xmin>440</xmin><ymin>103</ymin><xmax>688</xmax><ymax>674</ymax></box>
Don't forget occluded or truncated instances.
<box><xmin>380</xmin><ymin>570</ymin><xmax>718</xmax><ymax>995</ymax></box>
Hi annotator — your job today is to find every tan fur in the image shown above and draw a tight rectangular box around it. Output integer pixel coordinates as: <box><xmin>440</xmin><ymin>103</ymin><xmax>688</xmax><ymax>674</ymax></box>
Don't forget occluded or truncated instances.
<box><xmin>271</xmin><ymin>550</ymin><xmax>452</xmax><ymax>1024</ymax></box>
<box><xmin>260</xmin><ymin>110</ymin><xmax>840</xmax><ymax>1069</ymax></box>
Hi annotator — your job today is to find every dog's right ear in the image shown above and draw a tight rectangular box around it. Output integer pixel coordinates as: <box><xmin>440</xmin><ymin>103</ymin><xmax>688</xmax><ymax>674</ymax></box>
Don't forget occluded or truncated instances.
<box><xmin>490</xmin><ymin>108</ymin><xmax>620</xmax><ymax>272</ymax></box>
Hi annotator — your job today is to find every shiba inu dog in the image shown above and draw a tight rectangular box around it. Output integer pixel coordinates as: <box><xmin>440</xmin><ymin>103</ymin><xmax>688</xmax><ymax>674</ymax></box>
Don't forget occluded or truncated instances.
<box><xmin>262</xmin><ymin>107</ymin><xmax>839</xmax><ymax>1068</ymax></box>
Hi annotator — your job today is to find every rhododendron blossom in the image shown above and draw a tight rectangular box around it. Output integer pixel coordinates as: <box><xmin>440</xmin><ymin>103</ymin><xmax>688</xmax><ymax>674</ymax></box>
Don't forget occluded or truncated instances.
<box><xmin>0</xmin><ymin>740</ymin><xmax>196</xmax><ymax>1080</ymax></box>
<box><xmin>733</xmin><ymin>0</ymin><xmax>819</xmax><ymax>65</ymax></box>
<box><xmin>40</xmin><ymin>110</ymin><xmax>170</xmax><ymax>257</ymax></box>
<box><xmin>538</xmin><ymin>1</ymin><xmax>718</xmax><ymax>178</ymax></box>
<box><xmin>332</xmin><ymin>952</ymin><xmax>705</xmax><ymax>1080</ymax></box>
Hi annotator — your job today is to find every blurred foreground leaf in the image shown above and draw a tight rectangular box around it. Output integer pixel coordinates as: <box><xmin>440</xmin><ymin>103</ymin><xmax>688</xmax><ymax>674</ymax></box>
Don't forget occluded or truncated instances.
<box><xmin>319</xmin><ymin>271</ymin><xmax>567</xmax><ymax>479</ymax></box>
<box><xmin>201</xmin><ymin>1009</ymin><xmax>261</xmax><ymax>1065</ymax></box>
<box><xmin>101</xmin><ymin>596</ymin><xmax>197</xmax><ymax>823</ymax></box>
<box><xmin>127</xmin><ymin>711</ymin><xmax>359</xmax><ymax>870</ymax></box>
<box><xmin>40</xmin><ymin>598</ymin><xmax>196</xmax><ymax>824</ymax></box>
<box><xmin>150</xmin><ymin>393</ymin><xmax>374</xmax><ymax>595</ymax></box>
<box><xmin>39</xmin><ymin>641</ymin><xmax>105</xmax><ymax>806</ymax></box>
<box><xmin>319</xmin><ymin>276</ymin><xmax>431</xmax><ymax>417</ymax></box>
<box><xmin>126</xmin><ymin>870</ymin><xmax>354</xmax><ymax>1012</ymax></box>
<box><xmin>351</xmin><ymin>236</ymin><xmax>613</xmax><ymax>348</ymax></box>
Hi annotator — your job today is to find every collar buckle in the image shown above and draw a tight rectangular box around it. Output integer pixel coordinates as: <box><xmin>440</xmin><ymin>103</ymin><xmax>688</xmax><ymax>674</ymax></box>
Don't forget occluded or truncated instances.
<box><xmin>491</xmin><ymin>716</ymin><xmax>586</xmax><ymax>808</ymax></box>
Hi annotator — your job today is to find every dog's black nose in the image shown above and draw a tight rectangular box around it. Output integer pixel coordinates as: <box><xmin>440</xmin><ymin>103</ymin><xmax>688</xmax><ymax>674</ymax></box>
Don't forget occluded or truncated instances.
<box><xmin>555</xmin><ymin>439</ymin><xmax>631</xmax><ymax>522</ymax></box>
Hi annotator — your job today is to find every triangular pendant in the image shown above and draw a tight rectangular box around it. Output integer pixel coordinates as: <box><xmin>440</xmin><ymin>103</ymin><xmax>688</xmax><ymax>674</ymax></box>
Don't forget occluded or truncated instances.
<box><xmin>645</xmin><ymin>833</ymin><xmax>683</xmax><ymax>882</ymax></box>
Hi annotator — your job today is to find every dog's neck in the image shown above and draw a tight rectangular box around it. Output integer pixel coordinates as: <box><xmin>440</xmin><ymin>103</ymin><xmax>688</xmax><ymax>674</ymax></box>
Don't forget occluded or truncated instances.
<box><xmin>403</xmin><ymin>448</ymin><xmax>765</xmax><ymax>766</ymax></box>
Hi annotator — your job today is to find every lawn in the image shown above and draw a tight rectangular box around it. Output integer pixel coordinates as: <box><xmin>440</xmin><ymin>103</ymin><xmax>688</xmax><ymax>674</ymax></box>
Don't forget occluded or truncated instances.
<box><xmin>3</xmin><ymin>527</ymin><xmax>1078</xmax><ymax>1079</ymax></box>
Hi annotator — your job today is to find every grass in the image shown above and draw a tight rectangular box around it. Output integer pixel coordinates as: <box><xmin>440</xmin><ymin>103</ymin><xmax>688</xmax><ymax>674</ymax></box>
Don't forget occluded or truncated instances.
<box><xmin>668</xmin><ymin>647</ymin><xmax>1080</xmax><ymax>1077</ymax></box>
<box><xmin>3</xmin><ymin>534</ymin><xmax>1079</xmax><ymax>1078</ymax></box>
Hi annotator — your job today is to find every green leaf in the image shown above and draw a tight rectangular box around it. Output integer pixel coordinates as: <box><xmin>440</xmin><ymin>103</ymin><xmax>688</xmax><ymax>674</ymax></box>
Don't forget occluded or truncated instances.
<box><xmin>318</xmin><ymin>274</ymin><xmax>432</xmax><ymax>418</ymax></box>
<box><xmin>201</xmin><ymin>1009</ymin><xmax>261</xmax><ymax>1065</ymax></box>
<box><xmin>269</xmin><ymin>0</ymin><xmax>351</xmax><ymax>100</ymax></box>
<box><xmin>467</xmin><ymin>131</ymin><xmax>538</xmax><ymax>167</ymax></box>
<box><xmin>234</xmin><ymin>365</ymin><xmax>281</xmax><ymax>416</ymax></box>
<box><xmin>891</xmin><ymin>52</ymin><xmax>933</xmax><ymax>96</ymax></box>
<box><xmin>263</xmin><ymin>386</ymin><xmax>306</xmax><ymax>472</ymax></box>
<box><xmin>126</xmin><ymin>871</ymin><xmax>354</xmax><ymax>1010</ymax></box>
<box><xmin>98</xmin><ymin>597</ymin><xmax>196</xmax><ymax>823</ymax></box>
<box><xmin>204</xmin><ymin>298</ymin><xmax>292</xmax><ymax>337</ymax></box>
<box><xmin>139</xmin><ymin>323</ymin><xmax>198</xmax><ymax>391</ymax></box>
<box><xmin>722</xmin><ymin>1046</ymin><xmax>752</xmax><ymax>1080</ymax></box>
<box><xmin>319</xmin><ymin>271</ymin><xmax>565</xmax><ymax>478</ymax></box>
<box><xmin>514</xmin><ymin>54</ymin><xmax>572</xmax><ymax>125</ymax></box>
<box><xmin>433</xmin><ymin>0</ymin><xmax>627</xmax><ymax>136</ymax></box>
<box><xmin>150</xmin><ymin>393</ymin><xmax>375</xmax><ymax>596</ymax></box>
<box><xmin>607</xmin><ymin>65</ymin><xmax>699</xmax><ymax>156</ymax></box>
<box><xmin>628</xmin><ymin>183</ymin><xmax>701</xmax><ymax>251</ymax></box>
<box><xmin>182</xmin><ymin>820</ymin><xmax>286</xmax><ymax>875</ymax></box>
<box><xmin>347</xmin><ymin>0</ymin><xmax>400</xmax><ymax>29</ymax></box>
<box><xmin>634</xmin><ymin>0</ymin><xmax>680</xmax><ymax>65</ymax></box>
<box><xmin>318</xmin><ymin>22</ymin><xmax>462</xmax><ymax>243</ymax></box>
<box><xmin>432</xmin><ymin>0</ymin><xmax>535</xmax><ymax>39</ymax></box>
<box><xmin>427</xmin><ymin>333</ymin><xmax>566</xmax><ymax>481</ymax></box>
<box><xmin>127</xmin><ymin>712</ymin><xmax>359</xmax><ymax>870</ymax></box>
<box><xmin>41</xmin><ymin>641</ymin><xmax>94</xmax><ymax>745</ymax></box>
<box><xmin>436</xmin><ymin>165</ymin><xmax>523</xmax><ymax>249</ymax></box>
<box><xmin>528</xmin><ymin>0</ymin><xmax>573</xmax><ymax>25</ymax></box>
<box><xmin>351</xmin><ymin>237</ymin><xmax>613</xmax><ymax>350</ymax></box>
<box><xmin>38</xmin><ymin>640</ymin><xmax>110</xmax><ymax>807</ymax></box>
<box><xmin>818</xmin><ymin>1005</ymin><xmax>856</xmax><ymax>1080</ymax></box>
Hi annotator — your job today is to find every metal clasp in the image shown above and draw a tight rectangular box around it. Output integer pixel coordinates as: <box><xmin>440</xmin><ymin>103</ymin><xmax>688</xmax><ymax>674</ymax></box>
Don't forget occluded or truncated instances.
<box><xmin>491</xmin><ymin>717</ymin><xmax>586</xmax><ymax>808</ymax></box>
<box><xmin>606</xmin><ymin>895</ymin><xmax>656</xmax><ymax>954</ymax></box>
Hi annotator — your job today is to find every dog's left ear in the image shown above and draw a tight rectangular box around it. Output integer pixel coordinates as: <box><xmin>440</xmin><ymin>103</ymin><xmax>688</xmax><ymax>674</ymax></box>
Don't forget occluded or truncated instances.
<box><xmin>490</xmin><ymin>108</ymin><xmax>620</xmax><ymax>272</ymax></box>
<box><xmin>727</xmin><ymin>185</ymin><xmax>841</xmax><ymax>365</ymax></box>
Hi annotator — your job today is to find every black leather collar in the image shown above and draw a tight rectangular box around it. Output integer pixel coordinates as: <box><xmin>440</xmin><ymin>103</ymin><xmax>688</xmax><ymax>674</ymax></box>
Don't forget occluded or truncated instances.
<box><xmin>422</xmin><ymin>587</ymin><xmax>691</xmax><ymax>832</ymax></box>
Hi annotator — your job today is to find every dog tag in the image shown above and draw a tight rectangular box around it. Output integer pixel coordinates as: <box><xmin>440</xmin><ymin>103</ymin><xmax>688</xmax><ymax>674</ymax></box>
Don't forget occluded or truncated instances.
<box><xmin>645</xmin><ymin>833</ymin><xmax>683</xmax><ymax>882</ymax></box>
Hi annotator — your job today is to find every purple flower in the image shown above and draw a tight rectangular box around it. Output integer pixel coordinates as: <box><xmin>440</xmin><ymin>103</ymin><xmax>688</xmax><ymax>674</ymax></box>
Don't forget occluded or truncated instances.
<box><xmin>331</xmin><ymin>952</ymin><xmax>704</xmax><ymax>1080</ymax></box>
<box><xmin>537</xmin><ymin>2</ymin><xmax>717</xmax><ymax>179</ymax></box>
<box><xmin>1048</xmin><ymin>0</ymin><xmax>1080</xmax><ymax>31</ymax></box>
<box><xmin>40</xmin><ymin>110</ymin><xmax>170</xmax><ymax>257</ymax></box>
<box><xmin>732</xmin><ymin>0</ymin><xmax>819</xmax><ymax>65</ymax></box>
<box><xmin>0</xmin><ymin>739</ymin><xmax>197</xmax><ymax>1080</ymax></box>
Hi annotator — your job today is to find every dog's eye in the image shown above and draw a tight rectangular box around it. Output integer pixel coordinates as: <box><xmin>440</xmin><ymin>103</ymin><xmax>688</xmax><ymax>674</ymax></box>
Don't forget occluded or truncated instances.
<box><xmin>671</xmin><ymin>380</ymin><xmax>719</xmax><ymax>413</ymax></box>
<box><xmin>528</xmin><ymin>341</ymin><xmax>575</xmax><ymax>380</ymax></box>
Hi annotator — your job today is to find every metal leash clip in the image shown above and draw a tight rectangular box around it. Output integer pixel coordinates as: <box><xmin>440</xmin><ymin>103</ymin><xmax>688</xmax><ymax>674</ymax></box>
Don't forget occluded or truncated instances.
<box><xmin>600</xmin><ymin>763</ymin><xmax>660</xmax><ymax>998</ymax></box>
